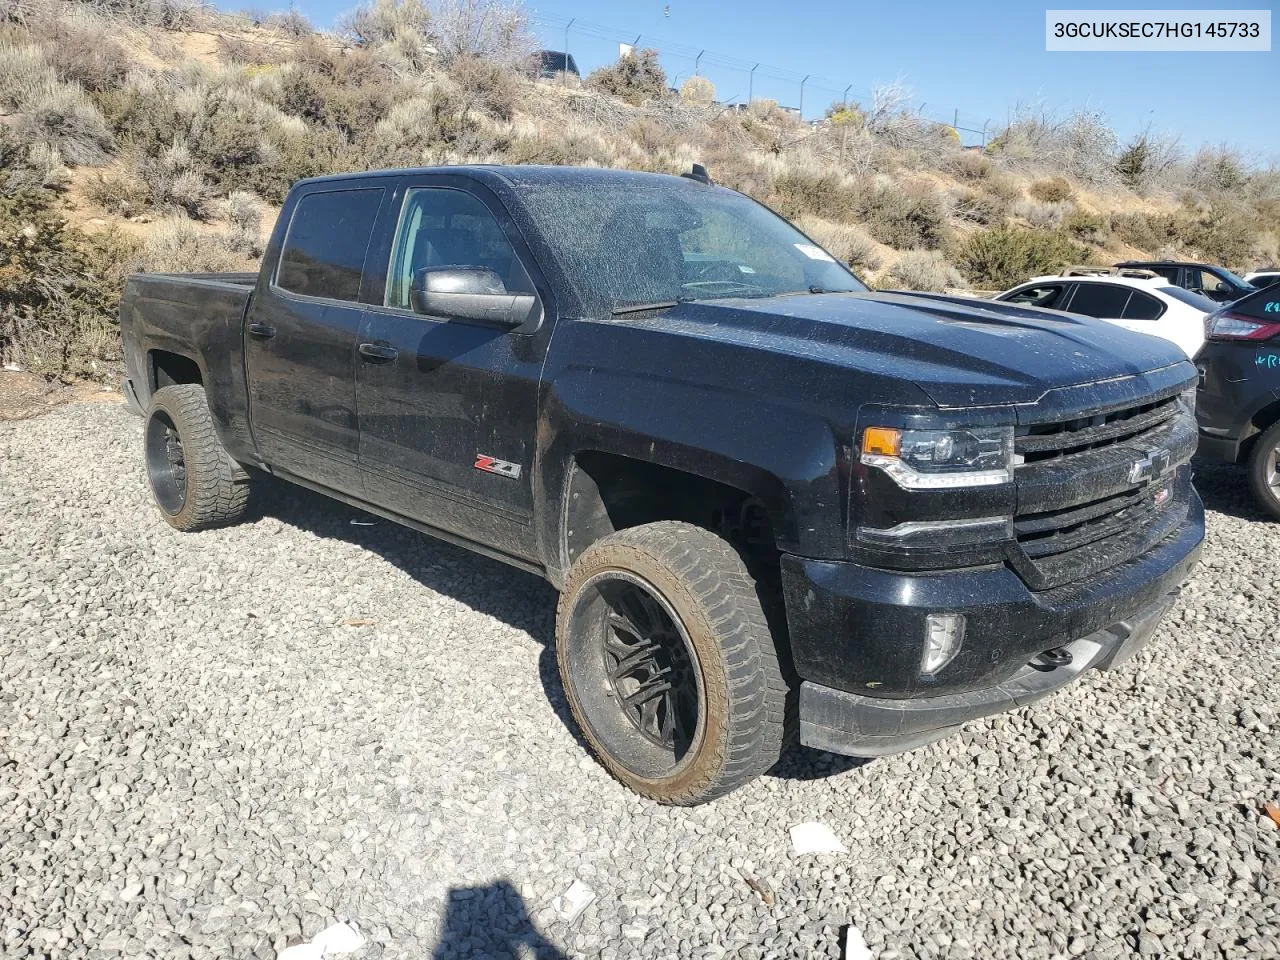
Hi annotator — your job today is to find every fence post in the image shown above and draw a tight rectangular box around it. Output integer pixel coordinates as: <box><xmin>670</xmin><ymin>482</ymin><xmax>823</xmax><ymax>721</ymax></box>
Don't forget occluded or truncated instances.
<box><xmin>800</xmin><ymin>75</ymin><xmax>809</xmax><ymax>120</ymax></box>
<box><xmin>562</xmin><ymin>18</ymin><xmax>574</xmax><ymax>86</ymax></box>
<box><xmin>749</xmin><ymin>63</ymin><xmax>758</xmax><ymax>105</ymax></box>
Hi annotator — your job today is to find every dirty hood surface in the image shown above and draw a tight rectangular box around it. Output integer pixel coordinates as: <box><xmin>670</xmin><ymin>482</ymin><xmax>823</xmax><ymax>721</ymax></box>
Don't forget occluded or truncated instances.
<box><xmin>655</xmin><ymin>291</ymin><xmax>1192</xmax><ymax>408</ymax></box>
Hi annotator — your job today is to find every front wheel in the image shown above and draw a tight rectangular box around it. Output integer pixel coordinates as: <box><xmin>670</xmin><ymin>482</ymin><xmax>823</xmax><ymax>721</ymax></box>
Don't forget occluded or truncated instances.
<box><xmin>556</xmin><ymin>522</ymin><xmax>789</xmax><ymax>804</ymax></box>
<box><xmin>1247</xmin><ymin>420</ymin><xmax>1280</xmax><ymax>521</ymax></box>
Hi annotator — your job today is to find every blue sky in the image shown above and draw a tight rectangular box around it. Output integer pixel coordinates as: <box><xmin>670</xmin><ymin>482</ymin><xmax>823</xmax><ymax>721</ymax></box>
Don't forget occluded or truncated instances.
<box><xmin>255</xmin><ymin>0</ymin><xmax>1279</xmax><ymax>158</ymax></box>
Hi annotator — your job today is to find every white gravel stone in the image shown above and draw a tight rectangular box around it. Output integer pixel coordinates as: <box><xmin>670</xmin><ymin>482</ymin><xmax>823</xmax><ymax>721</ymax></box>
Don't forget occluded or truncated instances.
<box><xmin>1</xmin><ymin>403</ymin><xmax>1277</xmax><ymax>959</ymax></box>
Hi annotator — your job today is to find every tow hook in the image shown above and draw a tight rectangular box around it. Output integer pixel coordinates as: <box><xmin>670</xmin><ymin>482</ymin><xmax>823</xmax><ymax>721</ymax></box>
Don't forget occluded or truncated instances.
<box><xmin>1037</xmin><ymin>646</ymin><xmax>1073</xmax><ymax>668</ymax></box>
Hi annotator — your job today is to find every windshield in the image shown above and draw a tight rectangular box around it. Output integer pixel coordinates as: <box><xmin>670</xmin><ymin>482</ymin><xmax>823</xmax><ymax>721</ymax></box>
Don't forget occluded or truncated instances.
<box><xmin>510</xmin><ymin>178</ymin><xmax>867</xmax><ymax>314</ymax></box>
<box><xmin>1214</xmin><ymin>267</ymin><xmax>1255</xmax><ymax>291</ymax></box>
<box><xmin>1159</xmin><ymin>286</ymin><xmax>1218</xmax><ymax>311</ymax></box>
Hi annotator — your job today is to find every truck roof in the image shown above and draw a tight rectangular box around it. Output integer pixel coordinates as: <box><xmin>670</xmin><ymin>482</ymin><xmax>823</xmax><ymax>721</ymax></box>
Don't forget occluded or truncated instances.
<box><xmin>1114</xmin><ymin>259</ymin><xmax>1217</xmax><ymax>269</ymax></box>
<box><xmin>292</xmin><ymin>164</ymin><xmax>702</xmax><ymax>192</ymax></box>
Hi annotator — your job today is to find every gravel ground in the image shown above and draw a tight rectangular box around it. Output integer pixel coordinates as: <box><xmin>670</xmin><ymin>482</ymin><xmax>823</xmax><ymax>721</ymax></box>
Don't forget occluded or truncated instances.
<box><xmin>1</xmin><ymin>401</ymin><xmax>1277</xmax><ymax>960</ymax></box>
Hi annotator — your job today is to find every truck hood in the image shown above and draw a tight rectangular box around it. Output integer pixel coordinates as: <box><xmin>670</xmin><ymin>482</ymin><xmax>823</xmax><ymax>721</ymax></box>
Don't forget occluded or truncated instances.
<box><xmin>652</xmin><ymin>291</ymin><xmax>1191</xmax><ymax>407</ymax></box>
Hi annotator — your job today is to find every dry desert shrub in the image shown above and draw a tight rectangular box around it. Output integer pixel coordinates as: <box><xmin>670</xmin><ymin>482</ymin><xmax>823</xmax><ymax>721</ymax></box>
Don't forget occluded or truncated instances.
<box><xmin>679</xmin><ymin>76</ymin><xmax>715</xmax><ymax>106</ymax></box>
<box><xmin>1014</xmin><ymin>198</ymin><xmax>1070</xmax><ymax>230</ymax></box>
<box><xmin>133</xmin><ymin>217</ymin><xmax>251</xmax><ymax>273</ymax></box>
<box><xmin>954</xmin><ymin>225</ymin><xmax>1088</xmax><ymax>289</ymax></box>
<box><xmin>1029</xmin><ymin>177</ymin><xmax>1074</xmax><ymax>203</ymax></box>
<box><xmin>855</xmin><ymin>179</ymin><xmax>949</xmax><ymax>250</ymax></box>
<box><xmin>884</xmin><ymin>249</ymin><xmax>968</xmax><ymax>292</ymax></box>
<box><xmin>796</xmin><ymin>215</ymin><xmax>882</xmax><ymax>273</ymax></box>
<box><xmin>14</xmin><ymin>81</ymin><xmax>115</xmax><ymax>165</ymax></box>
<box><xmin>587</xmin><ymin>49</ymin><xmax>667</xmax><ymax>107</ymax></box>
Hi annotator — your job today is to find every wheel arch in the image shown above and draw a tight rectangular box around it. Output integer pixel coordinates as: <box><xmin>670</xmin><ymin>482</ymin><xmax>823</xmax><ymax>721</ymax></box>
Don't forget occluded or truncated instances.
<box><xmin>148</xmin><ymin>349</ymin><xmax>205</xmax><ymax>394</ymax></box>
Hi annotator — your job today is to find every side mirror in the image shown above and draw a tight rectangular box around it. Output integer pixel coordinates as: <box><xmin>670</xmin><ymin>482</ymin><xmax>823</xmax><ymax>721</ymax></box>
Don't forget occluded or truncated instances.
<box><xmin>410</xmin><ymin>267</ymin><xmax>542</xmax><ymax>331</ymax></box>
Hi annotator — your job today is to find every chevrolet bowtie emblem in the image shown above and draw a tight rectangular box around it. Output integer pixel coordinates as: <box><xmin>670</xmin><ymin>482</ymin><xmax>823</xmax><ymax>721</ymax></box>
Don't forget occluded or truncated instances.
<box><xmin>1128</xmin><ymin>448</ymin><xmax>1171</xmax><ymax>485</ymax></box>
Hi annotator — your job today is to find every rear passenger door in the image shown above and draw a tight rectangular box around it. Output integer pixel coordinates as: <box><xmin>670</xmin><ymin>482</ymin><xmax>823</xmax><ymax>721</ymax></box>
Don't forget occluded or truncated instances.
<box><xmin>244</xmin><ymin>185</ymin><xmax>385</xmax><ymax>496</ymax></box>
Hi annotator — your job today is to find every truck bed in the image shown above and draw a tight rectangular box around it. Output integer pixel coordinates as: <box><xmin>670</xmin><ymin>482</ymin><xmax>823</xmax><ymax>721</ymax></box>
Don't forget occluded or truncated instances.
<box><xmin>119</xmin><ymin>271</ymin><xmax>260</xmax><ymax>456</ymax></box>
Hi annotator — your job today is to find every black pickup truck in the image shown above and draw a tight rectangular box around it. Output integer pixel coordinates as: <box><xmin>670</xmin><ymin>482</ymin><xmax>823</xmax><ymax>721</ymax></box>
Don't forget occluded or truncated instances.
<box><xmin>119</xmin><ymin>165</ymin><xmax>1204</xmax><ymax>804</ymax></box>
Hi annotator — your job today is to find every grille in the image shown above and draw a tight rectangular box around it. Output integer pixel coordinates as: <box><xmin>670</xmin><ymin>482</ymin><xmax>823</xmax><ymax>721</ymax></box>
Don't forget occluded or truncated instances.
<box><xmin>1011</xmin><ymin>392</ymin><xmax>1193</xmax><ymax>589</ymax></box>
<box><xmin>1016</xmin><ymin>394</ymin><xmax>1179</xmax><ymax>463</ymax></box>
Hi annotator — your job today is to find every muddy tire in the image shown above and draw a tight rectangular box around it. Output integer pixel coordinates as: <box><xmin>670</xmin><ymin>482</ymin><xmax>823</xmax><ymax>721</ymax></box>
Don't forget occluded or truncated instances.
<box><xmin>556</xmin><ymin>521</ymin><xmax>789</xmax><ymax>804</ymax></box>
<box><xmin>144</xmin><ymin>384</ymin><xmax>251</xmax><ymax>532</ymax></box>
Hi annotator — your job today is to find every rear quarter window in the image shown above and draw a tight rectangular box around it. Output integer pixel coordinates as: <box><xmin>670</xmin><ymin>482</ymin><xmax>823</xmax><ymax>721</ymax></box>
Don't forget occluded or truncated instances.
<box><xmin>276</xmin><ymin>188</ymin><xmax>384</xmax><ymax>302</ymax></box>
<box><xmin>1121</xmin><ymin>291</ymin><xmax>1164</xmax><ymax>320</ymax></box>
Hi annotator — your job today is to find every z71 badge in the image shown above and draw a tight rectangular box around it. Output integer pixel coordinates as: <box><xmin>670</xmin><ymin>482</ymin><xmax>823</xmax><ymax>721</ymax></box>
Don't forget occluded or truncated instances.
<box><xmin>474</xmin><ymin>454</ymin><xmax>522</xmax><ymax>479</ymax></box>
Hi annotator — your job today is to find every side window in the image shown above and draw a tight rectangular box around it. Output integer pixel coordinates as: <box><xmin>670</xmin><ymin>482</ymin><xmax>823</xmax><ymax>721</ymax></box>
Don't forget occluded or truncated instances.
<box><xmin>1004</xmin><ymin>284</ymin><xmax>1067</xmax><ymax>309</ymax></box>
<box><xmin>1150</xmin><ymin>266</ymin><xmax>1179</xmax><ymax>284</ymax></box>
<box><xmin>276</xmin><ymin>188</ymin><xmax>384</xmax><ymax>301</ymax></box>
<box><xmin>1186</xmin><ymin>268</ymin><xmax>1224</xmax><ymax>294</ymax></box>
<box><xmin>386</xmin><ymin>188</ymin><xmax>533</xmax><ymax>310</ymax></box>
<box><xmin>1067</xmin><ymin>283</ymin><xmax>1132</xmax><ymax>318</ymax></box>
<box><xmin>1121</xmin><ymin>291</ymin><xmax>1164</xmax><ymax>320</ymax></box>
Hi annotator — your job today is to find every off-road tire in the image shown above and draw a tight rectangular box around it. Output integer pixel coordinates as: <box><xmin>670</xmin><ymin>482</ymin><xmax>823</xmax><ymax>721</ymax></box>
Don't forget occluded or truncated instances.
<box><xmin>556</xmin><ymin>521</ymin><xmax>789</xmax><ymax>804</ymax></box>
<box><xmin>1246</xmin><ymin>420</ymin><xmax>1280</xmax><ymax>521</ymax></box>
<box><xmin>144</xmin><ymin>384</ymin><xmax>252</xmax><ymax>532</ymax></box>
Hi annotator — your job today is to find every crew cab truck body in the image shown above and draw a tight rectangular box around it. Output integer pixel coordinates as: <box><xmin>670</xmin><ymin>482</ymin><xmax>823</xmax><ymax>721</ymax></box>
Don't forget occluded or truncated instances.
<box><xmin>120</xmin><ymin>166</ymin><xmax>1204</xmax><ymax>803</ymax></box>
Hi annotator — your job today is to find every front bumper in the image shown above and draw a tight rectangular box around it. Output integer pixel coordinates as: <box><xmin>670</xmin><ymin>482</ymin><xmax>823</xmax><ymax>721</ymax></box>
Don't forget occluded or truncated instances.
<box><xmin>800</xmin><ymin>593</ymin><xmax>1174</xmax><ymax>755</ymax></box>
<box><xmin>784</xmin><ymin>493</ymin><xmax>1203</xmax><ymax>757</ymax></box>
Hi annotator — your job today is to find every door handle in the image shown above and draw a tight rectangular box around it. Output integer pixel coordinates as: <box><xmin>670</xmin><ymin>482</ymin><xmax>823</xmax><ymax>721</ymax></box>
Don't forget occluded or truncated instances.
<box><xmin>248</xmin><ymin>322</ymin><xmax>276</xmax><ymax>339</ymax></box>
<box><xmin>359</xmin><ymin>342</ymin><xmax>399</xmax><ymax>362</ymax></box>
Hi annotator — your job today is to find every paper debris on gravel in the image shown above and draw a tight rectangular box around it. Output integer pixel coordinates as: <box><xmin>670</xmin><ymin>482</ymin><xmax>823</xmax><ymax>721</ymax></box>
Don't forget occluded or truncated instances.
<box><xmin>790</xmin><ymin>821</ymin><xmax>847</xmax><ymax>855</ymax></box>
<box><xmin>843</xmin><ymin>924</ymin><xmax>873</xmax><ymax>960</ymax></box>
<box><xmin>341</xmin><ymin>617</ymin><xmax>377</xmax><ymax>627</ymax></box>
<box><xmin>1265</xmin><ymin>801</ymin><xmax>1280</xmax><ymax>828</ymax></box>
<box><xmin>551</xmin><ymin>879</ymin><xmax>596</xmax><ymax>924</ymax></box>
<box><xmin>276</xmin><ymin>921</ymin><xmax>365</xmax><ymax>959</ymax></box>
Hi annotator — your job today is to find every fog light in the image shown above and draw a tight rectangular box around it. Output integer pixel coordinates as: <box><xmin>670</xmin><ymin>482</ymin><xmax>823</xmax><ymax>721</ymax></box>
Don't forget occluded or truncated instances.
<box><xmin>922</xmin><ymin>613</ymin><xmax>965</xmax><ymax>675</ymax></box>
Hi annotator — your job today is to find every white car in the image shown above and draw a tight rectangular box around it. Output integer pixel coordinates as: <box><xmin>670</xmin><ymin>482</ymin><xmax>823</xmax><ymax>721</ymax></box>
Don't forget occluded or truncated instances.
<box><xmin>994</xmin><ymin>273</ymin><xmax>1216</xmax><ymax>358</ymax></box>
<box><xmin>1243</xmin><ymin>270</ymin><xmax>1280</xmax><ymax>290</ymax></box>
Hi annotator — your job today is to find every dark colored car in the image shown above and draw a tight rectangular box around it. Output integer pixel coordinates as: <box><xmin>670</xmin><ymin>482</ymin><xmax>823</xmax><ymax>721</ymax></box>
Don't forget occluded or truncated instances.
<box><xmin>1115</xmin><ymin>260</ymin><xmax>1256</xmax><ymax>303</ymax></box>
<box><xmin>1194</xmin><ymin>284</ymin><xmax>1280</xmax><ymax>518</ymax></box>
<box><xmin>534</xmin><ymin>49</ymin><xmax>578</xmax><ymax>78</ymax></box>
<box><xmin>1244</xmin><ymin>270</ymin><xmax>1280</xmax><ymax>290</ymax></box>
<box><xmin>118</xmin><ymin>166</ymin><xmax>1203</xmax><ymax>804</ymax></box>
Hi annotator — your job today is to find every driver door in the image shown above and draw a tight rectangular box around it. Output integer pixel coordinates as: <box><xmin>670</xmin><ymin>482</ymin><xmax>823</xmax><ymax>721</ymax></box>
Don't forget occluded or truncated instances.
<box><xmin>355</xmin><ymin>180</ymin><xmax>549</xmax><ymax>560</ymax></box>
<box><xmin>1187</xmin><ymin>268</ymin><xmax>1233</xmax><ymax>303</ymax></box>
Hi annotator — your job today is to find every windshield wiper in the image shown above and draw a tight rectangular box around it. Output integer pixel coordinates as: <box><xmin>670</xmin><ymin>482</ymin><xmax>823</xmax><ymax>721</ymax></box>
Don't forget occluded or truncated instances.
<box><xmin>610</xmin><ymin>298</ymin><xmax>690</xmax><ymax>316</ymax></box>
<box><xmin>771</xmin><ymin>286</ymin><xmax>856</xmax><ymax>299</ymax></box>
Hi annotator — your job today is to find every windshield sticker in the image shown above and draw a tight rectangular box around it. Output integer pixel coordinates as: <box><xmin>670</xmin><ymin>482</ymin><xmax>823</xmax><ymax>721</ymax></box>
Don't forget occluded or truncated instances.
<box><xmin>794</xmin><ymin>243</ymin><xmax>836</xmax><ymax>263</ymax></box>
<box><xmin>737</xmin><ymin>264</ymin><xmax>757</xmax><ymax>274</ymax></box>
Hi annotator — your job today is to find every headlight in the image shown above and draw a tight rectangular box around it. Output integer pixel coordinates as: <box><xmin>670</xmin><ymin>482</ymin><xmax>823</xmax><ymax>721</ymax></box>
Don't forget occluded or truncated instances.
<box><xmin>860</xmin><ymin>425</ymin><xmax>1014</xmax><ymax>489</ymax></box>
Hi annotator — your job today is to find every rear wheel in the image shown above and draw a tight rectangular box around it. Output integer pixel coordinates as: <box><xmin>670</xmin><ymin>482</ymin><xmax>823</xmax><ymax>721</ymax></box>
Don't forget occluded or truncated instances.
<box><xmin>144</xmin><ymin>384</ymin><xmax>252</xmax><ymax>531</ymax></box>
<box><xmin>1247</xmin><ymin>420</ymin><xmax>1280</xmax><ymax>521</ymax></box>
<box><xmin>556</xmin><ymin>522</ymin><xmax>788</xmax><ymax>804</ymax></box>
